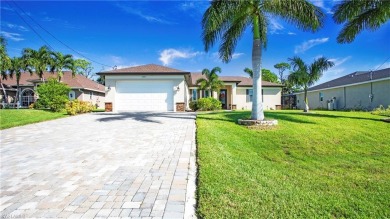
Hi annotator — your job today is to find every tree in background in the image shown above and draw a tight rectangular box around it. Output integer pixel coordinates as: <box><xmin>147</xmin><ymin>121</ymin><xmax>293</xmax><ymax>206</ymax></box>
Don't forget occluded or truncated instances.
<box><xmin>50</xmin><ymin>51</ymin><xmax>75</xmax><ymax>81</ymax></box>
<box><xmin>22</xmin><ymin>46</ymin><xmax>53</xmax><ymax>80</ymax></box>
<box><xmin>244</xmin><ymin>67</ymin><xmax>278</xmax><ymax>83</ymax></box>
<box><xmin>9</xmin><ymin>57</ymin><xmax>25</xmax><ymax>108</ymax></box>
<box><xmin>36</xmin><ymin>78</ymin><xmax>70</xmax><ymax>112</ymax></box>
<box><xmin>333</xmin><ymin>0</ymin><xmax>390</xmax><ymax>43</ymax></box>
<box><xmin>96</xmin><ymin>75</ymin><xmax>105</xmax><ymax>85</ymax></box>
<box><xmin>202</xmin><ymin>0</ymin><xmax>324</xmax><ymax>120</ymax></box>
<box><xmin>274</xmin><ymin>62</ymin><xmax>291</xmax><ymax>83</ymax></box>
<box><xmin>288</xmin><ymin>56</ymin><xmax>334</xmax><ymax>112</ymax></box>
<box><xmin>196</xmin><ymin>67</ymin><xmax>224</xmax><ymax>98</ymax></box>
<box><xmin>0</xmin><ymin>36</ymin><xmax>11</xmax><ymax>104</ymax></box>
<box><xmin>74</xmin><ymin>59</ymin><xmax>94</xmax><ymax>79</ymax></box>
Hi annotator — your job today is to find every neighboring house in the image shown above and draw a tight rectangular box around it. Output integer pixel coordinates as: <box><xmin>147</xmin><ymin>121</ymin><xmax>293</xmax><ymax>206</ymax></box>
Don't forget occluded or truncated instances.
<box><xmin>0</xmin><ymin>71</ymin><xmax>105</xmax><ymax>108</ymax></box>
<box><xmin>295</xmin><ymin>68</ymin><xmax>390</xmax><ymax>110</ymax></box>
<box><xmin>98</xmin><ymin>64</ymin><xmax>283</xmax><ymax>112</ymax></box>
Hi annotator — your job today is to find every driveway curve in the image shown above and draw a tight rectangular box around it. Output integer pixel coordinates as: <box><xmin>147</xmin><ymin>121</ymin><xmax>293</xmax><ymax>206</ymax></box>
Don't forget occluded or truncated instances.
<box><xmin>0</xmin><ymin>112</ymin><xmax>196</xmax><ymax>218</ymax></box>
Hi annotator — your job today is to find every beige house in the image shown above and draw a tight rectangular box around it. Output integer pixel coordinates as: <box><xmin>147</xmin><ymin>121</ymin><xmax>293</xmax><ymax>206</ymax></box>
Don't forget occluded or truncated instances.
<box><xmin>98</xmin><ymin>64</ymin><xmax>283</xmax><ymax>112</ymax></box>
<box><xmin>0</xmin><ymin>71</ymin><xmax>105</xmax><ymax>108</ymax></box>
<box><xmin>296</xmin><ymin>68</ymin><xmax>390</xmax><ymax>110</ymax></box>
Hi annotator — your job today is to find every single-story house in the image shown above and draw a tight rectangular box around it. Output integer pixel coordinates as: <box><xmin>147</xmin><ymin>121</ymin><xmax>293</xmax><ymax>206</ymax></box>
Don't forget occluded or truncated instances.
<box><xmin>295</xmin><ymin>68</ymin><xmax>390</xmax><ymax>110</ymax></box>
<box><xmin>98</xmin><ymin>64</ymin><xmax>283</xmax><ymax>112</ymax></box>
<box><xmin>0</xmin><ymin>71</ymin><xmax>105</xmax><ymax>108</ymax></box>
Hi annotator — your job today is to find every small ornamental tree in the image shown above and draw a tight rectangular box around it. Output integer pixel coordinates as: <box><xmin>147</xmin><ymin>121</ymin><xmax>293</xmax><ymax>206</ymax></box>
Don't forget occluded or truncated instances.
<box><xmin>36</xmin><ymin>78</ymin><xmax>70</xmax><ymax>112</ymax></box>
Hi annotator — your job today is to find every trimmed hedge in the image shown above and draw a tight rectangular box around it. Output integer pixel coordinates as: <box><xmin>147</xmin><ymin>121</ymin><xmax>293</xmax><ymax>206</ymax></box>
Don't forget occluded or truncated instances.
<box><xmin>190</xmin><ymin>97</ymin><xmax>222</xmax><ymax>111</ymax></box>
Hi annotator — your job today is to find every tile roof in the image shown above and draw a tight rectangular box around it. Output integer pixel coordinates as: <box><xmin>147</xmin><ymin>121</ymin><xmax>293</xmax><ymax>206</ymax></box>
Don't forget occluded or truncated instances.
<box><xmin>2</xmin><ymin>71</ymin><xmax>105</xmax><ymax>93</ymax></box>
<box><xmin>98</xmin><ymin>64</ymin><xmax>189</xmax><ymax>74</ymax></box>
<box><xmin>188</xmin><ymin>73</ymin><xmax>283</xmax><ymax>87</ymax></box>
<box><xmin>308</xmin><ymin>68</ymin><xmax>390</xmax><ymax>91</ymax></box>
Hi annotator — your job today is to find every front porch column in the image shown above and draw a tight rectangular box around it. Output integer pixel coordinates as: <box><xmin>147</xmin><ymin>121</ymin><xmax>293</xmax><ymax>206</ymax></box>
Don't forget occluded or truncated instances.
<box><xmin>232</xmin><ymin>83</ymin><xmax>237</xmax><ymax>107</ymax></box>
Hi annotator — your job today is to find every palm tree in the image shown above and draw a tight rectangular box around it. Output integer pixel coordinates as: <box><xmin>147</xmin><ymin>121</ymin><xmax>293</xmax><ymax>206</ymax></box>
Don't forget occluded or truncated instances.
<box><xmin>50</xmin><ymin>52</ymin><xmax>75</xmax><ymax>81</ymax></box>
<box><xmin>196</xmin><ymin>67</ymin><xmax>224</xmax><ymax>98</ymax></box>
<box><xmin>9</xmin><ymin>57</ymin><xmax>26</xmax><ymax>108</ymax></box>
<box><xmin>202</xmin><ymin>0</ymin><xmax>324</xmax><ymax>120</ymax></box>
<box><xmin>0</xmin><ymin>36</ymin><xmax>11</xmax><ymax>104</ymax></box>
<box><xmin>333</xmin><ymin>0</ymin><xmax>390</xmax><ymax>43</ymax></box>
<box><xmin>244</xmin><ymin>67</ymin><xmax>253</xmax><ymax>78</ymax></box>
<box><xmin>22</xmin><ymin>46</ymin><xmax>52</xmax><ymax>80</ymax></box>
<box><xmin>288</xmin><ymin>56</ymin><xmax>334</xmax><ymax>112</ymax></box>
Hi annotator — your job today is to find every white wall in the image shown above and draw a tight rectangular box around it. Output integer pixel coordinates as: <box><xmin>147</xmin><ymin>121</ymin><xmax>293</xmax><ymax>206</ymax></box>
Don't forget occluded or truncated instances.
<box><xmin>105</xmin><ymin>75</ymin><xmax>186</xmax><ymax>112</ymax></box>
<box><xmin>235</xmin><ymin>87</ymin><xmax>282</xmax><ymax>110</ymax></box>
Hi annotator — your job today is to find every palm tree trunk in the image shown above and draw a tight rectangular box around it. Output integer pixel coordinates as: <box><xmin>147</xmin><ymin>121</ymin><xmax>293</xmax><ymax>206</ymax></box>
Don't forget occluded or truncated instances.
<box><xmin>304</xmin><ymin>87</ymin><xmax>309</xmax><ymax>112</ymax></box>
<box><xmin>251</xmin><ymin>16</ymin><xmax>264</xmax><ymax>120</ymax></box>
<box><xmin>0</xmin><ymin>78</ymin><xmax>8</xmax><ymax>105</ymax></box>
<box><xmin>14</xmin><ymin>81</ymin><xmax>20</xmax><ymax>109</ymax></box>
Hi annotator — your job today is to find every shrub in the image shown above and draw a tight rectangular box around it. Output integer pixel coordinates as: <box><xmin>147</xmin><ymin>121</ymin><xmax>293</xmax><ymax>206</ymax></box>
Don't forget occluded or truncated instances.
<box><xmin>189</xmin><ymin>101</ymin><xmax>198</xmax><ymax>111</ymax></box>
<box><xmin>36</xmin><ymin>78</ymin><xmax>70</xmax><ymax>112</ymax></box>
<box><xmin>371</xmin><ymin>105</ymin><xmax>390</xmax><ymax>117</ymax></box>
<box><xmin>197</xmin><ymin>97</ymin><xmax>222</xmax><ymax>111</ymax></box>
<box><xmin>66</xmin><ymin>100</ymin><xmax>95</xmax><ymax>115</ymax></box>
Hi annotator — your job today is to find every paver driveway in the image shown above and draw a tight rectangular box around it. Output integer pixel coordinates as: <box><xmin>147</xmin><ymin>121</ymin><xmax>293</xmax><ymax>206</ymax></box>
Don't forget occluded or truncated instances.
<box><xmin>0</xmin><ymin>112</ymin><xmax>196</xmax><ymax>218</ymax></box>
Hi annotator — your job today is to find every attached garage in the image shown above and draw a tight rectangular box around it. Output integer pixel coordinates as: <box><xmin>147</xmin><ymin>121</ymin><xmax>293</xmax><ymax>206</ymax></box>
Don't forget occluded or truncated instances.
<box><xmin>116</xmin><ymin>80</ymin><xmax>174</xmax><ymax>111</ymax></box>
<box><xmin>99</xmin><ymin>64</ymin><xmax>190</xmax><ymax>112</ymax></box>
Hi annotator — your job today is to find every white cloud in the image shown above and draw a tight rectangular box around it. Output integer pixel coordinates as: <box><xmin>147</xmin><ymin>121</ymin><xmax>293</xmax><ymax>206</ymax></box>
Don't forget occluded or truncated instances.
<box><xmin>268</xmin><ymin>17</ymin><xmax>284</xmax><ymax>34</ymax></box>
<box><xmin>116</xmin><ymin>4</ymin><xmax>173</xmax><ymax>24</ymax></box>
<box><xmin>310</xmin><ymin>0</ymin><xmax>334</xmax><ymax>14</ymax></box>
<box><xmin>232</xmin><ymin>53</ymin><xmax>244</xmax><ymax>59</ymax></box>
<box><xmin>109</xmin><ymin>55</ymin><xmax>124</xmax><ymax>64</ymax></box>
<box><xmin>294</xmin><ymin>37</ymin><xmax>329</xmax><ymax>54</ymax></box>
<box><xmin>159</xmin><ymin>49</ymin><xmax>201</xmax><ymax>66</ymax></box>
<box><xmin>5</xmin><ymin>23</ymin><xmax>28</xmax><ymax>32</ymax></box>
<box><xmin>1</xmin><ymin>31</ymin><xmax>24</xmax><ymax>41</ymax></box>
<box><xmin>288</xmin><ymin>32</ymin><xmax>296</xmax><ymax>35</ymax></box>
<box><xmin>329</xmin><ymin>56</ymin><xmax>352</xmax><ymax>67</ymax></box>
<box><xmin>373</xmin><ymin>62</ymin><xmax>390</xmax><ymax>70</ymax></box>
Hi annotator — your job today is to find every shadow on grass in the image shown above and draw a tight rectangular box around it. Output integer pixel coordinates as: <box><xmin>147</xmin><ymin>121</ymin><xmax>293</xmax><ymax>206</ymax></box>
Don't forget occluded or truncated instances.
<box><xmin>198</xmin><ymin>111</ymin><xmax>316</xmax><ymax>124</ymax></box>
<box><xmin>267</xmin><ymin>110</ymin><xmax>381</xmax><ymax>122</ymax></box>
<box><xmin>94</xmin><ymin>111</ymin><xmax>196</xmax><ymax>123</ymax></box>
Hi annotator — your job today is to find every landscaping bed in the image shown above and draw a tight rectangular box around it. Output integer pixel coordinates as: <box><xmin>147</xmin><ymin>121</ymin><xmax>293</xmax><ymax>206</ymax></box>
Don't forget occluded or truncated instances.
<box><xmin>196</xmin><ymin>110</ymin><xmax>390</xmax><ymax>218</ymax></box>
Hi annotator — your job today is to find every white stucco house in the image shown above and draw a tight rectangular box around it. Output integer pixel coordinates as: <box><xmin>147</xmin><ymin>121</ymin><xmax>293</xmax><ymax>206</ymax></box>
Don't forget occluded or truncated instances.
<box><xmin>98</xmin><ymin>64</ymin><xmax>283</xmax><ymax>112</ymax></box>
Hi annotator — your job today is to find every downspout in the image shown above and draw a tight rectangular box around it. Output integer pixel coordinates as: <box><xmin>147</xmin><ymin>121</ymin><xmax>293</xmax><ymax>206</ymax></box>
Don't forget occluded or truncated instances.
<box><xmin>343</xmin><ymin>87</ymin><xmax>346</xmax><ymax>109</ymax></box>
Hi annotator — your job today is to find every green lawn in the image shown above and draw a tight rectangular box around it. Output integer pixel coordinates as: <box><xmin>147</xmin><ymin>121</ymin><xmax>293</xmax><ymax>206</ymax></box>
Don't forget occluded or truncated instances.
<box><xmin>0</xmin><ymin>109</ymin><xmax>67</xmax><ymax>130</ymax></box>
<box><xmin>196</xmin><ymin>110</ymin><xmax>390</xmax><ymax>218</ymax></box>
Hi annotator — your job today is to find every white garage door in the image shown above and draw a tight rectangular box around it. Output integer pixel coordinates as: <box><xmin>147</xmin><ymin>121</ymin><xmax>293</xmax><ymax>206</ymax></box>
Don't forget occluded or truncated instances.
<box><xmin>116</xmin><ymin>80</ymin><xmax>174</xmax><ymax>111</ymax></box>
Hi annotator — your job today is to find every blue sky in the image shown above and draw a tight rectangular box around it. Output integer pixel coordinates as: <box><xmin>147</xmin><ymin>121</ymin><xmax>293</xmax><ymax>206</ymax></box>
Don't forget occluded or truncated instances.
<box><xmin>1</xmin><ymin>0</ymin><xmax>389</xmax><ymax>85</ymax></box>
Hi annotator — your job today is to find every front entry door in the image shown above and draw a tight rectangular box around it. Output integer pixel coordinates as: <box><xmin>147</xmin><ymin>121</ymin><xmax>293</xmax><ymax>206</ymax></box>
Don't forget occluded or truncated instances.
<box><xmin>219</xmin><ymin>89</ymin><xmax>227</xmax><ymax>109</ymax></box>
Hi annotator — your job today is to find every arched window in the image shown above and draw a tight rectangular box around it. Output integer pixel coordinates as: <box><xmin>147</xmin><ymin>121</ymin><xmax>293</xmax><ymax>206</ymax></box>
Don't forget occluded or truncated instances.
<box><xmin>69</xmin><ymin>90</ymin><xmax>76</xmax><ymax>100</ymax></box>
<box><xmin>21</xmin><ymin>89</ymin><xmax>35</xmax><ymax>107</ymax></box>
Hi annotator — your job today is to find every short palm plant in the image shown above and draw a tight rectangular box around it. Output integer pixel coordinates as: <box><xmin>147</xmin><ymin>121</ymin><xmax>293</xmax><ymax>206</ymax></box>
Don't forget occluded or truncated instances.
<box><xmin>288</xmin><ymin>56</ymin><xmax>334</xmax><ymax>112</ymax></box>
<box><xmin>196</xmin><ymin>67</ymin><xmax>224</xmax><ymax>98</ymax></box>
<box><xmin>202</xmin><ymin>0</ymin><xmax>324</xmax><ymax>120</ymax></box>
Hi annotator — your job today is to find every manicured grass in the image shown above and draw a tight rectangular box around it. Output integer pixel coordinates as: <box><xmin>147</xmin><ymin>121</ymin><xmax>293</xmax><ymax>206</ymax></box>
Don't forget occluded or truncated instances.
<box><xmin>196</xmin><ymin>110</ymin><xmax>390</xmax><ymax>218</ymax></box>
<box><xmin>0</xmin><ymin>109</ymin><xmax>67</xmax><ymax>130</ymax></box>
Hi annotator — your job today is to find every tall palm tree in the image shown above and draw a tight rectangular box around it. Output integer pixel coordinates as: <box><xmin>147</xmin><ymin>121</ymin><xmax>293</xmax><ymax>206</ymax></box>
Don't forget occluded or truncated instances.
<box><xmin>202</xmin><ymin>0</ymin><xmax>324</xmax><ymax>120</ymax></box>
<box><xmin>333</xmin><ymin>0</ymin><xmax>390</xmax><ymax>43</ymax></box>
<box><xmin>22</xmin><ymin>46</ymin><xmax>52</xmax><ymax>80</ymax></box>
<box><xmin>196</xmin><ymin>67</ymin><xmax>224</xmax><ymax>98</ymax></box>
<box><xmin>50</xmin><ymin>52</ymin><xmax>75</xmax><ymax>81</ymax></box>
<box><xmin>288</xmin><ymin>56</ymin><xmax>334</xmax><ymax>112</ymax></box>
<box><xmin>0</xmin><ymin>36</ymin><xmax>11</xmax><ymax>104</ymax></box>
<box><xmin>9</xmin><ymin>57</ymin><xmax>26</xmax><ymax>108</ymax></box>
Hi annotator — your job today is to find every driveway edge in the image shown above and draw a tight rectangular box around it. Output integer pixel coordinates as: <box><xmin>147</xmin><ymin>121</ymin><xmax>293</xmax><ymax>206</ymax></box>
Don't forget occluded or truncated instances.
<box><xmin>184</xmin><ymin>114</ymin><xmax>197</xmax><ymax>218</ymax></box>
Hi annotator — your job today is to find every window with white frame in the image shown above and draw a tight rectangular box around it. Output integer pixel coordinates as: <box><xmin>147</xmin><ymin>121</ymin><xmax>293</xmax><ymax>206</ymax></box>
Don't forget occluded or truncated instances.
<box><xmin>319</xmin><ymin>92</ymin><xmax>324</xmax><ymax>101</ymax></box>
<box><xmin>246</xmin><ymin>89</ymin><xmax>253</xmax><ymax>102</ymax></box>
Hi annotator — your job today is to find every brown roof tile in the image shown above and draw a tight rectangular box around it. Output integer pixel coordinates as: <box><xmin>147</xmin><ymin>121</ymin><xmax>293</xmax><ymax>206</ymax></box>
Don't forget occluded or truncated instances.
<box><xmin>308</xmin><ymin>68</ymin><xmax>390</xmax><ymax>91</ymax></box>
<box><xmin>188</xmin><ymin>73</ymin><xmax>283</xmax><ymax>87</ymax></box>
<box><xmin>2</xmin><ymin>71</ymin><xmax>105</xmax><ymax>93</ymax></box>
<box><xmin>98</xmin><ymin>64</ymin><xmax>189</xmax><ymax>74</ymax></box>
